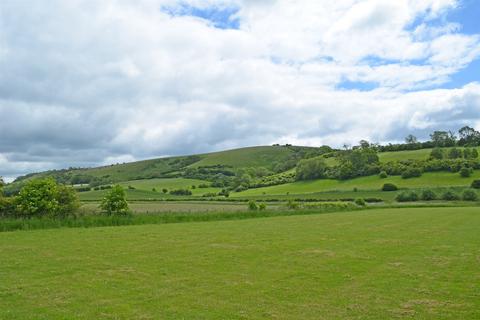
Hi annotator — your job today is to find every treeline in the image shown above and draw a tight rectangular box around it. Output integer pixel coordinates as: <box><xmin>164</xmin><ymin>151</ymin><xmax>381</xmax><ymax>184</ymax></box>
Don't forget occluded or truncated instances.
<box><xmin>379</xmin><ymin>126</ymin><xmax>480</xmax><ymax>152</ymax></box>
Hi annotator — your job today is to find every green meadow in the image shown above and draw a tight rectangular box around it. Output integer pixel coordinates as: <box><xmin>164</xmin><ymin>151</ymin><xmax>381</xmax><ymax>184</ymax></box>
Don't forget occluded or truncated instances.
<box><xmin>233</xmin><ymin>170</ymin><xmax>480</xmax><ymax>197</ymax></box>
<box><xmin>1</xmin><ymin>207</ymin><xmax>479</xmax><ymax>319</ymax></box>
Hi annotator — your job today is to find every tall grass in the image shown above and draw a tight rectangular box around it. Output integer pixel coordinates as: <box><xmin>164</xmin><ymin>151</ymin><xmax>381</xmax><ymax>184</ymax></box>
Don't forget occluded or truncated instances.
<box><xmin>0</xmin><ymin>203</ymin><xmax>361</xmax><ymax>232</ymax></box>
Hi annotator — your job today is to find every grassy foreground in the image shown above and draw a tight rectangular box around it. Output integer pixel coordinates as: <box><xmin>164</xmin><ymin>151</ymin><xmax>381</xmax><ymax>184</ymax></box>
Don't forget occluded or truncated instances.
<box><xmin>1</xmin><ymin>207</ymin><xmax>480</xmax><ymax>319</ymax></box>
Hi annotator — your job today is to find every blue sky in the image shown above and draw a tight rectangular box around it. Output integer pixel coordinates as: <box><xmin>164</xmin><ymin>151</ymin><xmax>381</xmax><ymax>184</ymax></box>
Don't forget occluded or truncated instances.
<box><xmin>1</xmin><ymin>0</ymin><xmax>480</xmax><ymax>179</ymax></box>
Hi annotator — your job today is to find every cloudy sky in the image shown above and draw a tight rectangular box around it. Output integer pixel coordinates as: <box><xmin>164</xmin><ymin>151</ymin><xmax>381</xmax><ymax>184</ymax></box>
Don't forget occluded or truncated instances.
<box><xmin>1</xmin><ymin>0</ymin><xmax>480</xmax><ymax>180</ymax></box>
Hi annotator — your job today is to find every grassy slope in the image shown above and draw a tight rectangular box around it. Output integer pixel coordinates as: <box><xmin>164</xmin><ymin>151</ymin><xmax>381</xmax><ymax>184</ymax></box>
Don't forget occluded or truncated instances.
<box><xmin>1</xmin><ymin>207</ymin><xmax>479</xmax><ymax>319</ymax></box>
<box><xmin>378</xmin><ymin>147</ymin><xmax>480</xmax><ymax>162</ymax></box>
<box><xmin>233</xmin><ymin>171</ymin><xmax>480</xmax><ymax>197</ymax></box>
<box><xmin>189</xmin><ymin>145</ymin><xmax>296</xmax><ymax>169</ymax></box>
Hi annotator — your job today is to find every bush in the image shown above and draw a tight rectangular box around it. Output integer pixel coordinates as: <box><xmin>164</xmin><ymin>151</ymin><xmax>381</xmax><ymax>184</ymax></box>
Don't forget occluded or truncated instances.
<box><xmin>286</xmin><ymin>200</ymin><xmax>299</xmax><ymax>210</ymax></box>
<box><xmin>396</xmin><ymin>191</ymin><xmax>419</xmax><ymax>202</ymax></box>
<box><xmin>100</xmin><ymin>185</ymin><xmax>130</xmax><ymax>216</ymax></box>
<box><xmin>462</xmin><ymin>189</ymin><xmax>478</xmax><ymax>201</ymax></box>
<box><xmin>258</xmin><ymin>203</ymin><xmax>267</xmax><ymax>211</ymax></box>
<box><xmin>169</xmin><ymin>189</ymin><xmax>193</xmax><ymax>196</ymax></box>
<box><xmin>459</xmin><ymin>167</ymin><xmax>473</xmax><ymax>178</ymax></box>
<box><xmin>401</xmin><ymin>168</ymin><xmax>422</xmax><ymax>179</ymax></box>
<box><xmin>471</xmin><ymin>180</ymin><xmax>480</xmax><ymax>189</ymax></box>
<box><xmin>379</xmin><ymin>171</ymin><xmax>388</xmax><ymax>179</ymax></box>
<box><xmin>248</xmin><ymin>200</ymin><xmax>258</xmax><ymax>211</ymax></box>
<box><xmin>382</xmin><ymin>183</ymin><xmax>398</xmax><ymax>191</ymax></box>
<box><xmin>128</xmin><ymin>185</ymin><xmax>136</xmax><ymax>190</ymax></box>
<box><xmin>0</xmin><ymin>196</ymin><xmax>16</xmax><ymax>217</ymax></box>
<box><xmin>354</xmin><ymin>198</ymin><xmax>366</xmax><ymax>206</ymax></box>
<box><xmin>420</xmin><ymin>189</ymin><xmax>437</xmax><ymax>201</ymax></box>
<box><xmin>56</xmin><ymin>185</ymin><xmax>80</xmax><ymax>217</ymax></box>
<box><xmin>441</xmin><ymin>190</ymin><xmax>460</xmax><ymax>201</ymax></box>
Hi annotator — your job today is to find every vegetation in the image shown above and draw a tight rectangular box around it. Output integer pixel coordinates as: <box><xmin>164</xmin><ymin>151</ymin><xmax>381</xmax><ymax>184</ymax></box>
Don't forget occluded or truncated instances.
<box><xmin>99</xmin><ymin>185</ymin><xmax>130</xmax><ymax>216</ymax></box>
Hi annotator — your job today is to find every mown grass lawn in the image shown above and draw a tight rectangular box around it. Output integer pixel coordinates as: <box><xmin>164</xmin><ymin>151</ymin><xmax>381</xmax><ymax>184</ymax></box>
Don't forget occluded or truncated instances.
<box><xmin>1</xmin><ymin>207</ymin><xmax>479</xmax><ymax>319</ymax></box>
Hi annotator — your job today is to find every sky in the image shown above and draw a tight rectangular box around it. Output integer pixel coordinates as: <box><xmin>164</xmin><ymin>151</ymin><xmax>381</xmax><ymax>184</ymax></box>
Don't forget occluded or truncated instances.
<box><xmin>1</xmin><ymin>0</ymin><xmax>480</xmax><ymax>181</ymax></box>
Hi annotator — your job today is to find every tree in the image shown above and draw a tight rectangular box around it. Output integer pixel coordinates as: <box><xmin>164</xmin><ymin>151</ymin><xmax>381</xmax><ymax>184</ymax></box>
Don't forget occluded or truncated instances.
<box><xmin>296</xmin><ymin>158</ymin><xmax>327</xmax><ymax>180</ymax></box>
<box><xmin>17</xmin><ymin>178</ymin><xmax>59</xmax><ymax>217</ymax></box>
<box><xmin>448</xmin><ymin>147</ymin><xmax>463</xmax><ymax>159</ymax></box>
<box><xmin>460</xmin><ymin>167</ymin><xmax>473</xmax><ymax>178</ymax></box>
<box><xmin>100</xmin><ymin>185</ymin><xmax>130</xmax><ymax>215</ymax></box>
<box><xmin>430</xmin><ymin>147</ymin><xmax>444</xmax><ymax>160</ymax></box>
<box><xmin>458</xmin><ymin>126</ymin><xmax>480</xmax><ymax>146</ymax></box>
<box><xmin>430</xmin><ymin>131</ymin><xmax>456</xmax><ymax>147</ymax></box>
<box><xmin>56</xmin><ymin>185</ymin><xmax>80</xmax><ymax>217</ymax></box>
<box><xmin>405</xmin><ymin>134</ymin><xmax>418</xmax><ymax>144</ymax></box>
<box><xmin>472</xmin><ymin>149</ymin><xmax>479</xmax><ymax>159</ymax></box>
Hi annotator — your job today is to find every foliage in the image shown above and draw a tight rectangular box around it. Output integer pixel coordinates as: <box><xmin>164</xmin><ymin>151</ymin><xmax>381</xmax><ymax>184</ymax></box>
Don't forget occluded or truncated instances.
<box><xmin>396</xmin><ymin>191</ymin><xmax>419</xmax><ymax>202</ymax></box>
<box><xmin>286</xmin><ymin>200</ymin><xmax>299</xmax><ymax>210</ymax></box>
<box><xmin>462</xmin><ymin>189</ymin><xmax>478</xmax><ymax>201</ymax></box>
<box><xmin>258</xmin><ymin>203</ymin><xmax>267</xmax><ymax>211</ymax></box>
<box><xmin>459</xmin><ymin>166</ymin><xmax>473</xmax><ymax>178</ymax></box>
<box><xmin>430</xmin><ymin>147</ymin><xmax>444</xmax><ymax>160</ymax></box>
<box><xmin>471</xmin><ymin>180</ymin><xmax>480</xmax><ymax>189</ymax></box>
<box><xmin>379</xmin><ymin>171</ymin><xmax>388</xmax><ymax>179</ymax></box>
<box><xmin>420</xmin><ymin>189</ymin><xmax>437</xmax><ymax>201</ymax></box>
<box><xmin>401</xmin><ymin>168</ymin><xmax>422</xmax><ymax>179</ymax></box>
<box><xmin>169</xmin><ymin>189</ymin><xmax>193</xmax><ymax>196</ymax></box>
<box><xmin>441</xmin><ymin>190</ymin><xmax>460</xmax><ymax>201</ymax></box>
<box><xmin>56</xmin><ymin>185</ymin><xmax>80</xmax><ymax>218</ymax></box>
<box><xmin>296</xmin><ymin>158</ymin><xmax>327</xmax><ymax>180</ymax></box>
<box><xmin>100</xmin><ymin>185</ymin><xmax>130</xmax><ymax>216</ymax></box>
<box><xmin>354</xmin><ymin>198</ymin><xmax>366</xmax><ymax>206</ymax></box>
<box><xmin>248</xmin><ymin>200</ymin><xmax>258</xmax><ymax>211</ymax></box>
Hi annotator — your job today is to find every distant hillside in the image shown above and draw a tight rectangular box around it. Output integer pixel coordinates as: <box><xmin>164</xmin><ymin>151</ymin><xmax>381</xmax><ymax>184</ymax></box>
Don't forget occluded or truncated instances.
<box><xmin>10</xmin><ymin>145</ymin><xmax>326</xmax><ymax>186</ymax></box>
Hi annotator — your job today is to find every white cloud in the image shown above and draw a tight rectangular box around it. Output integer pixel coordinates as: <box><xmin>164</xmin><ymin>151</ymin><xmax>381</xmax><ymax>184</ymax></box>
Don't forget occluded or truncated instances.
<box><xmin>0</xmin><ymin>0</ymin><xmax>480</xmax><ymax>178</ymax></box>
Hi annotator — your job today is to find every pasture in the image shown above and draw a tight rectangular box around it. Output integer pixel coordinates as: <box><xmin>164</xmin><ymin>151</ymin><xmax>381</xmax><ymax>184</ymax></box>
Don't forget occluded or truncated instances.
<box><xmin>233</xmin><ymin>171</ymin><xmax>480</xmax><ymax>197</ymax></box>
<box><xmin>1</xmin><ymin>207</ymin><xmax>479</xmax><ymax>319</ymax></box>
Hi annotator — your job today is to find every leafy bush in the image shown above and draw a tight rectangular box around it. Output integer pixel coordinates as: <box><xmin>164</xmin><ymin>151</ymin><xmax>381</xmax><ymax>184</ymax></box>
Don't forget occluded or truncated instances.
<box><xmin>128</xmin><ymin>185</ymin><xmax>136</xmax><ymax>190</ymax></box>
<box><xmin>396</xmin><ymin>191</ymin><xmax>419</xmax><ymax>202</ymax></box>
<box><xmin>441</xmin><ymin>190</ymin><xmax>460</xmax><ymax>201</ymax></box>
<box><xmin>169</xmin><ymin>189</ymin><xmax>193</xmax><ymax>196</ymax></box>
<box><xmin>401</xmin><ymin>168</ymin><xmax>422</xmax><ymax>179</ymax></box>
<box><xmin>248</xmin><ymin>200</ymin><xmax>258</xmax><ymax>211</ymax></box>
<box><xmin>15</xmin><ymin>178</ymin><xmax>79</xmax><ymax>218</ymax></box>
<box><xmin>471</xmin><ymin>180</ymin><xmax>480</xmax><ymax>189</ymax></box>
<box><xmin>0</xmin><ymin>196</ymin><xmax>16</xmax><ymax>217</ymax></box>
<box><xmin>354</xmin><ymin>198</ymin><xmax>366</xmax><ymax>206</ymax></box>
<box><xmin>258</xmin><ymin>203</ymin><xmax>267</xmax><ymax>211</ymax></box>
<box><xmin>379</xmin><ymin>171</ymin><xmax>388</xmax><ymax>179</ymax></box>
<box><xmin>382</xmin><ymin>183</ymin><xmax>398</xmax><ymax>191</ymax></box>
<box><xmin>76</xmin><ymin>186</ymin><xmax>92</xmax><ymax>192</ymax></box>
<box><xmin>286</xmin><ymin>200</ymin><xmax>299</xmax><ymax>210</ymax></box>
<box><xmin>462</xmin><ymin>189</ymin><xmax>478</xmax><ymax>201</ymax></box>
<box><xmin>100</xmin><ymin>185</ymin><xmax>130</xmax><ymax>216</ymax></box>
<box><xmin>459</xmin><ymin>167</ymin><xmax>473</xmax><ymax>178</ymax></box>
<box><xmin>420</xmin><ymin>189</ymin><xmax>437</xmax><ymax>201</ymax></box>
<box><xmin>162</xmin><ymin>188</ymin><xmax>168</xmax><ymax>194</ymax></box>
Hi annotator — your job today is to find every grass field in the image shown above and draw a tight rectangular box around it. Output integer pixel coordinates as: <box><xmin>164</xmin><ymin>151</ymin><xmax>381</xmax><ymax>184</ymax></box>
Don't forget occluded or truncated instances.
<box><xmin>233</xmin><ymin>171</ymin><xmax>480</xmax><ymax>197</ymax></box>
<box><xmin>118</xmin><ymin>178</ymin><xmax>220</xmax><ymax>195</ymax></box>
<box><xmin>378</xmin><ymin>147</ymin><xmax>480</xmax><ymax>162</ymax></box>
<box><xmin>1</xmin><ymin>207</ymin><xmax>479</xmax><ymax>319</ymax></box>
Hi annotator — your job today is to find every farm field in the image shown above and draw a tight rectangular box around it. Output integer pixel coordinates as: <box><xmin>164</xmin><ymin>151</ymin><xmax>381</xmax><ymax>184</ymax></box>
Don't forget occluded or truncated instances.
<box><xmin>1</xmin><ymin>207</ymin><xmax>479</xmax><ymax>319</ymax></box>
<box><xmin>233</xmin><ymin>171</ymin><xmax>480</xmax><ymax>197</ymax></box>
<box><xmin>378</xmin><ymin>147</ymin><xmax>480</xmax><ymax>162</ymax></box>
<box><xmin>81</xmin><ymin>201</ymin><xmax>270</xmax><ymax>213</ymax></box>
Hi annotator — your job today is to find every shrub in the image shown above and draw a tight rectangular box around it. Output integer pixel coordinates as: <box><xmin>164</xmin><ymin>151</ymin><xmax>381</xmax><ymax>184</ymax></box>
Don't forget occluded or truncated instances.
<box><xmin>462</xmin><ymin>189</ymin><xmax>478</xmax><ymax>201</ymax></box>
<box><xmin>441</xmin><ymin>190</ymin><xmax>460</xmax><ymax>201</ymax></box>
<box><xmin>353</xmin><ymin>187</ymin><xmax>358</xmax><ymax>192</ymax></box>
<box><xmin>420</xmin><ymin>189</ymin><xmax>437</xmax><ymax>201</ymax></box>
<box><xmin>401</xmin><ymin>168</ymin><xmax>422</xmax><ymax>179</ymax></box>
<box><xmin>100</xmin><ymin>185</ymin><xmax>130</xmax><ymax>216</ymax></box>
<box><xmin>248</xmin><ymin>200</ymin><xmax>258</xmax><ymax>211</ymax></box>
<box><xmin>286</xmin><ymin>200</ymin><xmax>299</xmax><ymax>210</ymax></box>
<box><xmin>258</xmin><ymin>203</ymin><xmax>267</xmax><ymax>211</ymax></box>
<box><xmin>0</xmin><ymin>196</ymin><xmax>16</xmax><ymax>217</ymax></box>
<box><xmin>379</xmin><ymin>171</ymin><xmax>388</xmax><ymax>179</ymax></box>
<box><xmin>354</xmin><ymin>198</ymin><xmax>366</xmax><ymax>206</ymax></box>
<box><xmin>56</xmin><ymin>185</ymin><xmax>80</xmax><ymax>217</ymax></box>
<box><xmin>471</xmin><ymin>180</ymin><xmax>480</xmax><ymax>189</ymax></box>
<box><xmin>162</xmin><ymin>188</ymin><xmax>168</xmax><ymax>194</ymax></box>
<box><xmin>396</xmin><ymin>191</ymin><xmax>419</xmax><ymax>202</ymax></box>
<box><xmin>16</xmin><ymin>178</ymin><xmax>60</xmax><ymax>217</ymax></box>
<box><xmin>382</xmin><ymin>183</ymin><xmax>398</xmax><ymax>191</ymax></box>
<box><xmin>128</xmin><ymin>185</ymin><xmax>136</xmax><ymax>190</ymax></box>
<box><xmin>152</xmin><ymin>188</ymin><xmax>157</xmax><ymax>192</ymax></box>
<box><xmin>459</xmin><ymin>167</ymin><xmax>473</xmax><ymax>178</ymax></box>
<box><xmin>169</xmin><ymin>189</ymin><xmax>192</xmax><ymax>196</ymax></box>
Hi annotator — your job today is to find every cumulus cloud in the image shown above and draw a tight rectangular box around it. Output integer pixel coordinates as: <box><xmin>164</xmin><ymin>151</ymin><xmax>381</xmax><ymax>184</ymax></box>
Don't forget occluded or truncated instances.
<box><xmin>0</xmin><ymin>0</ymin><xmax>479</xmax><ymax>179</ymax></box>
